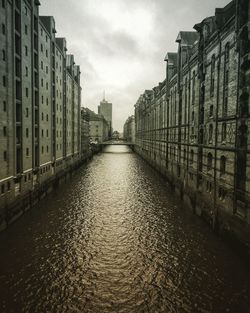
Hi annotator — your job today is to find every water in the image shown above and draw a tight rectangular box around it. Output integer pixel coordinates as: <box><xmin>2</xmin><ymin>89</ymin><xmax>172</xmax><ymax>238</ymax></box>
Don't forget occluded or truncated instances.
<box><xmin>0</xmin><ymin>146</ymin><xmax>250</xmax><ymax>313</ymax></box>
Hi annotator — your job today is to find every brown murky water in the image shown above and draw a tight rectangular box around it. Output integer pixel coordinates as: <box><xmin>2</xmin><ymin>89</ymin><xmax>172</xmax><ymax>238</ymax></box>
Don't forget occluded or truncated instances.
<box><xmin>0</xmin><ymin>146</ymin><xmax>250</xmax><ymax>313</ymax></box>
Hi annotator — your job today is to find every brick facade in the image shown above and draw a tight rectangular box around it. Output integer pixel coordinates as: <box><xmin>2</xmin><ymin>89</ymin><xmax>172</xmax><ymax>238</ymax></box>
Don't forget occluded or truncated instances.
<box><xmin>0</xmin><ymin>0</ymin><xmax>82</xmax><ymax>218</ymax></box>
<box><xmin>135</xmin><ymin>0</ymin><xmax>250</xmax><ymax>254</ymax></box>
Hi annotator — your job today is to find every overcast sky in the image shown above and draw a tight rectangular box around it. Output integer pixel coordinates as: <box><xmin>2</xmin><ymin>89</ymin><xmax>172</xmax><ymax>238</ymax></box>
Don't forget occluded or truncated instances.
<box><xmin>40</xmin><ymin>0</ymin><xmax>230</xmax><ymax>132</ymax></box>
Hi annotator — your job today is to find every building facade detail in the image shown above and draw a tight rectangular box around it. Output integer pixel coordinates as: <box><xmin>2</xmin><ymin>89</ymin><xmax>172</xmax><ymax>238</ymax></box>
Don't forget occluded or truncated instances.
<box><xmin>134</xmin><ymin>0</ymin><xmax>250</xmax><ymax>252</ymax></box>
<box><xmin>0</xmin><ymin>0</ymin><xmax>81</xmax><ymax>223</ymax></box>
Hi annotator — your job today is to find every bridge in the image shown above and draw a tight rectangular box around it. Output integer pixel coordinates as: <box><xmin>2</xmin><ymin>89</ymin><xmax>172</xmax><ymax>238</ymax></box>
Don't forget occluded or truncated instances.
<box><xmin>101</xmin><ymin>140</ymin><xmax>135</xmax><ymax>146</ymax></box>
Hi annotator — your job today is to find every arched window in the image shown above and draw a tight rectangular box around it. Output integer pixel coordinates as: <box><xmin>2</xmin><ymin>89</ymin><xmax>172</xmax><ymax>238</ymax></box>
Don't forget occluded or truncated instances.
<box><xmin>190</xmin><ymin>149</ymin><xmax>194</xmax><ymax>164</ymax></box>
<box><xmin>209</xmin><ymin>105</ymin><xmax>214</xmax><ymax>117</ymax></box>
<box><xmin>221</xmin><ymin>123</ymin><xmax>227</xmax><ymax>142</ymax></box>
<box><xmin>209</xmin><ymin>124</ymin><xmax>213</xmax><ymax>142</ymax></box>
<box><xmin>220</xmin><ymin>156</ymin><xmax>226</xmax><ymax>176</ymax></box>
<box><xmin>207</xmin><ymin>153</ymin><xmax>213</xmax><ymax>171</ymax></box>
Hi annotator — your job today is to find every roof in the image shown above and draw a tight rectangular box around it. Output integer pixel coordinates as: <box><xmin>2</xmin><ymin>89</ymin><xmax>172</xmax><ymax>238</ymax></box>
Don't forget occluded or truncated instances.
<box><xmin>176</xmin><ymin>31</ymin><xmax>199</xmax><ymax>45</ymax></box>
<box><xmin>164</xmin><ymin>52</ymin><xmax>178</xmax><ymax>66</ymax></box>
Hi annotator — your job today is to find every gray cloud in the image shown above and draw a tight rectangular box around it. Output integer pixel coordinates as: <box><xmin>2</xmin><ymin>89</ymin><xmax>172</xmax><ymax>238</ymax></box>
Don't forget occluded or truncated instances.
<box><xmin>40</xmin><ymin>0</ymin><xmax>230</xmax><ymax>131</ymax></box>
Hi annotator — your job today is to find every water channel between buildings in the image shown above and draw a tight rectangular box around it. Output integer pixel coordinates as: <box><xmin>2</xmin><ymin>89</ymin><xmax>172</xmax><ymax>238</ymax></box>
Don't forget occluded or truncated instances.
<box><xmin>0</xmin><ymin>146</ymin><xmax>250</xmax><ymax>313</ymax></box>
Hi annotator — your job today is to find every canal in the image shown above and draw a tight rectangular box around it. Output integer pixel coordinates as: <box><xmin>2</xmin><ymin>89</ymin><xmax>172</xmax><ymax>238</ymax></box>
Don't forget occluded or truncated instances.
<box><xmin>0</xmin><ymin>146</ymin><xmax>250</xmax><ymax>313</ymax></box>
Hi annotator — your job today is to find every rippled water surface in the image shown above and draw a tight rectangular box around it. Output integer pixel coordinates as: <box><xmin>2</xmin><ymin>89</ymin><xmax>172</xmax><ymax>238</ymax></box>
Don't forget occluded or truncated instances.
<box><xmin>0</xmin><ymin>146</ymin><xmax>250</xmax><ymax>313</ymax></box>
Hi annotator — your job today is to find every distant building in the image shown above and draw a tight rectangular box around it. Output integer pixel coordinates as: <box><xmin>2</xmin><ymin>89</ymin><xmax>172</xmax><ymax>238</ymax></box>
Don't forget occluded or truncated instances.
<box><xmin>123</xmin><ymin>116</ymin><xmax>135</xmax><ymax>143</ymax></box>
<box><xmin>81</xmin><ymin>108</ymin><xmax>91</xmax><ymax>160</ymax></box>
<box><xmin>98</xmin><ymin>96</ymin><xmax>112</xmax><ymax>138</ymax></box>
<box><xmin>86</xmin><ymin>109</ymin><xmax>109</xmax><ymax>143</ymax></box>
<box><xmin>112</xmin><ymin>131</ymin><xmax>120</xmax><ymax>140</ymax></box>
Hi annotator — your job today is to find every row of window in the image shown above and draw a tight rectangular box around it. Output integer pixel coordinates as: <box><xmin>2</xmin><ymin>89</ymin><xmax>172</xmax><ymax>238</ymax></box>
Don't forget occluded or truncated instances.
<box><xmin>167</xmin><ymin>147</ymin><xmax>227</xmax><ymax>175</ymax></box>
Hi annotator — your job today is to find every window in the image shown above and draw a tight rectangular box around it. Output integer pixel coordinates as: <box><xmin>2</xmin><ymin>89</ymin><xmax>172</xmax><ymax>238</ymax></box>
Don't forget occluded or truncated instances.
<box><xmin>25</xmin><ymin>6</ymin><xmax>27</xmax><ymax>15</ymax></box>
<box><xmin>25</xmin><ymin>25</ymin><xmax>28</xmax><ymax>35</ymax></box>
<box><xmin>25</xmin><ymin>67</ymin><xmax>28</xmax><ymax>77</ymax></box>
<box><xmin>46</xmin><ymin>98</ymin><xmax>48</xmax><ymax>105</ymax></box>
<box><xmin>3</xmin><ymin>75</ymin><xmax>6</xmax><ymax>87</ymax></box>
<box><xmin>42</xmin><ymin>146</ymin><xmax>44</xmax><ymax>154</ymax></box>
<box><xmin>26</xmin><ymin>148</ymin><xmax>29</xmax><ymax>156</ymax></box>
<box><xmin>220</xmin><ymin>156</ymin><xmax>226</xmax><ymax>176</ymax></box>
<box><xmin>2</xmin><ymin>0</ymin><xmax>5</xmax><ymax>8</ymax></box>
<box><xmin>25</xmin><ymin>88</ymin><xmax>28</xmax><ymax>97</ymax></box>
<box><xmin>7</xmin><ymin>181</ymin><xmax>10</xmax><ymax>191</ymax></box>
<box><xmin>46</xmin><ymin>66</ymin><xmax>48</xmax><ymax>74</ymax></box>
<box><xmin>41</xmin><ymin>112</ymin><xmax>44</xmax><ymax>120</ymax></box>
<box><xmin>3</xmin><ymin>101</ymin><xmax>6</xmax><ymax>112</ymax></box>
<box><xmin>190</xmin><ymin>150</ymin><xmax>194</xmax><ymax>164</ymax></box>
<box><xmin>218</xmin><ymin>188</ymin><xmax>226</xmax><ymax>200</ymax></box>
<box><xmin>41</xmin><ymin>44</ymin><xmax>43</xmax><ymax>52</ymax></box>
<box><xmin>210</xmin><ymin>55</ymin><xmax>215</xmax><ymax>97</ymax></box>
<box><xmin>46</xmin><ymin>145</ymin><xmax>49</xmax><ymax>153</ymax></box>
<box><xmin>207</xmin><ymin>153</ymin><xmax>213</xmax><ymax>171</ymax></box>
<box><xmin>3</xmin><ymin>126</ymin><xmax>7</xmax><ymax>136</ymax></box>
<box><xmin>46</xmin><ymin>50</ymin><xmax>48</xmax><ymax>57</ymax></box>
<box><xmin>208</xmin><ymin>124</ymin><xmax>213</xmax><ymax>142</ymax></box>
<box><xmin>191</xmin><ymin>111</ymin><xmax>194</xmax><ymax>122</ymax></box>
<box><xmin>221</xmin><ymin>123</ymin><xmax>227</xmax><ymax>142</ymax></box>
<box><xmin>3</xmin><ymin>151</ymin><xmax>7</xmax><ymax>161</ymax></box>
<box><xmin>2</xmin><ymin>23</ymin><xmax>5</xmax><ymax>35</ymax></box>
<box><xmin>41</xmin><ymin>96</ymin><xmax>44</xmax><ymax>104</ymax></box>
<box><xmin>223</xmin><ymin>43</ymin><xmax>230</xmax><ymax>116</ymax></box>
<box><xmin>46</xmin><ymin>129</ymin><xmax>48</xmax><ymax>137</ymax></box>
<box><xmin>25</xmin><ymin>46</ymin><xmax>28</xmax><ymax>56</ymax></box>
<box><xmin>41</xmin><ymin>78</ymin><xmax>43</xmax><ymax>87</ymax></box>
<box><xmin>41</xmin><ymin>129</ymin><xmax>44</xmax><ymax>137</ymax></box>
<box><xmin>46</xmin><ymin>114</ymin><xmax>48</xmax><ymax>121</ymax></box>
<box><xmin>209</xmin><ymin>105</ymin><xmax>213</xmax><ymax>117</ymax></box>
<box><xmin>26</xmin><ymin>128</ymin><xmax>29</xmax><ymax>137</ymax></box>
<box><xmin>1</xmin><ymin>184</ymin><xmax>5</xmax><ymax>194</ymax></box>
<box><xmin>192</xmin><ymin>71</ymin><xmax>196</xmax><ymax>105</ymax></box>
<box><xmin>2</xmin><ymin>49</ymin><xmax>6</xmax><ymax>61</ymax></box>
<box><xmin>26</xmin><ymin>108</ymin><xmax>28</xmax><ymax>117</ymax></box>
<box><xmin>41</xmin><ymin>61</ymin><xmax>43</xmax><ymax>69</ymax></box>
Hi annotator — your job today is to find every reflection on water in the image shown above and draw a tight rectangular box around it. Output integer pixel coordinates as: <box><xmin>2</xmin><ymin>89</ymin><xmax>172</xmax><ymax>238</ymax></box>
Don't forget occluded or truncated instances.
<box><xmin>0</xmin><ymin>146</ymin><xmax>250</xmax><ymax>313</ymax></box>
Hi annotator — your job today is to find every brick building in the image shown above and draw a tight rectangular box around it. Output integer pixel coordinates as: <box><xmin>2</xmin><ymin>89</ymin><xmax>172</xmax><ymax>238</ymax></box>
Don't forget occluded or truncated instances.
<box><xmin>135</xmin><ymin>0</ymin><xmax>250</xmax><ymax>253</ymax></box>
<box><xmin>123</xmin><ymin>115</ymin><xmax>135</xmax><ymax>143</ymax></box>
<box><xmin>86</xmin><ymin>108</ymin><xmax>109</xmax><ymax>143</ymax></box>
<box><xmin>81</xmin><ymin>108</ymin><xmax>91</xmax><ymax>160</ymax></box>
<box><xmin>0</xmin><ymin>0</ymin><xmax>81</xmax><ymax>222</ymax></box>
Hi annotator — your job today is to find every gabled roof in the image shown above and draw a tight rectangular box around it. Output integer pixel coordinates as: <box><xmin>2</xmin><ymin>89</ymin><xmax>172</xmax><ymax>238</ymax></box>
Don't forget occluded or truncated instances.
<box><xmin>164</xmin><ymin>52</ymin><xmax>177</xmax><ymax>66</ymax></box>
<box><xmin>176</xmin><ymin>31</ymin><xmax>199</xmax><ymax>45</ymax></box>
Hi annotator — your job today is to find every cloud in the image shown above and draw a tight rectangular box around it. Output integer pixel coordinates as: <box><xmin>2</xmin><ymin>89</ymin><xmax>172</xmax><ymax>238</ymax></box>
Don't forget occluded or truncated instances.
<box><xmin>40</xmin><ymin>0</ymin><xmax>230</xmax><ymax>131</ymax></box>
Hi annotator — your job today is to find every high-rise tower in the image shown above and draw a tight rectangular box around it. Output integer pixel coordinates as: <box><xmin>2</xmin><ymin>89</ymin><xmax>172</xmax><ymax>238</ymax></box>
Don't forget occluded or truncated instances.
<box><xmin>98</xmin><ymin>93</ymin><xmax>112</xmax><ymax>138</ymax></box>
